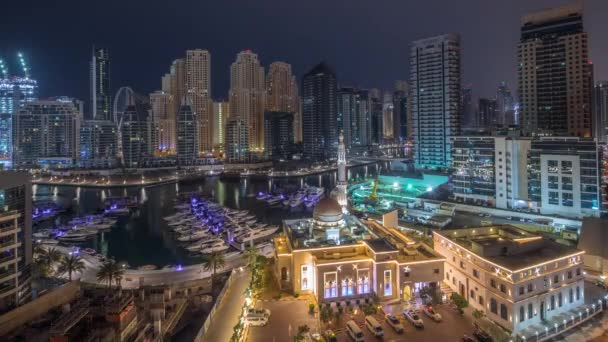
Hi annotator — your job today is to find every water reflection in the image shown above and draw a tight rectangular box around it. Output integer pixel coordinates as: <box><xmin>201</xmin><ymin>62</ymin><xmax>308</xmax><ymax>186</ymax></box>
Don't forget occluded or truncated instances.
<box><xmin>33</xmin><ymin>162</ymin><xmax>385</xmax><ymax>267</ymax></box>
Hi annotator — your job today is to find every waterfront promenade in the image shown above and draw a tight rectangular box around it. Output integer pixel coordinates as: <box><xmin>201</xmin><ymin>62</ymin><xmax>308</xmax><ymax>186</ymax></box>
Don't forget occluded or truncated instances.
<box><xmin>55</xmin><ymin>244</ymin><xmax>274</xmax><ymax>288</ymax></box>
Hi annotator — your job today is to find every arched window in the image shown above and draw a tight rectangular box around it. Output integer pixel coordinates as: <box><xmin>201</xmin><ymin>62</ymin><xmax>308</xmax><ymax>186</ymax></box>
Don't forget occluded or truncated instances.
<box><xmin>500</xmin><ymin>304</ymin><xmax>508</xmax><ymax>320</ymax></box>
<box><xmin>490</xmin><ymin>298</ymin><xmax>498</xmax><ymax>314</ymax></box>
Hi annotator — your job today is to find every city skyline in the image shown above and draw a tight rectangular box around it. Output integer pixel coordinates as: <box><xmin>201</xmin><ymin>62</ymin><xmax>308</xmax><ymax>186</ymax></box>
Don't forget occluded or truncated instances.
<box><xmin>2</xmin><ymin>1</ymin><xmax>607</xmax><ymax>103</ymax></box>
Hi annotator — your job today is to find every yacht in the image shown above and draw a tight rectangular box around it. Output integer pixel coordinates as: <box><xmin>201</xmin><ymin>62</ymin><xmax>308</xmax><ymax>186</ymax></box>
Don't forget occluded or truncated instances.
<box><xmin>104</xmin><ymin>206</ymin><xmax>130</xmax><ymax>216</ymax></box>
<box><xmin>307</xmin><ymin>187</ymin><xmax>325</xmax><ymax>200</ymax></box>
<box><xmin>289</xmin><ymin>192</ymin><xmax>306</xmax><ymax>208</ymax></box>
<box><xmin>177</xmin><ymin>231</ymin><xmax>210</xmax><ymax>242</ymax></box>
<box><xmin>185</xmin><ymin>238</ymin><xmax>223</xmax><ymax>251</ymax></box>
<box><xmin>236</xmin><ymin>226</ymin><xmax>279</xmax><ymax>243</ymax></box>
<box><xmin>39</xmin><ymin>239</ymin><xmax>59</xmax><ymax>245</ymax></box>
<box><xmin>256</xmin><ymin>192</ymin><xmax>270</xmax><ymax>200</ymax></box>
<box><xmin>199</xmin><ymin>242</ymin><xmax>229</xmax><ymax>254</ymax></box>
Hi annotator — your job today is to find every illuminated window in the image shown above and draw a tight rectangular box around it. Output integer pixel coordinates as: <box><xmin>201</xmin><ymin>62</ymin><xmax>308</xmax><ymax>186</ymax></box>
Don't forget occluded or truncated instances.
<box><xmin>341</xmin><ymin>278</ymin><xmax>354</xmax><ymax>296</ymax></box>
<box><xmin>384</xmin><ymin>270</ymin><xmax>392</xmax><ymax>296</ymax></box>
<box><xmin>324</xmin><ymin>272</ymin><xmax>337</xmax><ymax>298</ymax></box>
<box><xmin>301</xmin><ymin>265</ymin><xmax>311</xmax><ymax>291</ymax></box>
<box><xmin>357</xmin><ymin>269</ymin><xmax>370</xmax><ymax>294</ymax></box>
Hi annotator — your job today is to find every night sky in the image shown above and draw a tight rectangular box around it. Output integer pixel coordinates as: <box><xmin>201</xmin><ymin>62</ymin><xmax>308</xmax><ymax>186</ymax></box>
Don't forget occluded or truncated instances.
<box><xmin>2</xmin><ymin>0</ymin><xmax>607</xmax><ymax>103</ymax></box>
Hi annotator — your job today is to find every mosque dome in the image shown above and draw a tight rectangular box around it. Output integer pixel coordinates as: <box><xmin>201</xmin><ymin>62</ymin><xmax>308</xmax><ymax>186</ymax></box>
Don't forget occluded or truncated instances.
<box><xmin>313</xmin><ymin>198</ymin><xmax>344</xmax><ymax>225</ymax></box>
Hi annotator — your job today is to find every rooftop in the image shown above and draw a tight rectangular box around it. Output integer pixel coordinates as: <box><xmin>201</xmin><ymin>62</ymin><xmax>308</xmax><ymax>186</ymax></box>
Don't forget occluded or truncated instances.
<box><xmin>283</xmin><ymin>214</ymin><xmax>377</xmax><ymax>250</ymax></box>
<box><xmin>436</xmin><ymin>225</ymin><xmax>582</xmax><ymax>271</ymax></box>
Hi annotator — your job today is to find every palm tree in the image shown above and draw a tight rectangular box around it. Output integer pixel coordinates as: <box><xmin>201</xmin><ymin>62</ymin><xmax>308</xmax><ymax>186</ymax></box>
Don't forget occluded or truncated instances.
<box><xmin>57</xmin><ymin>254</ymin><xmax>86</xmax><ymax>281</ymax></box>
<box><xmin>96</xmin><ymin>260</ymin><xmax>124</xmax><ymax>288</ymax></box>
<box><xmin>242</xmin><ymin>246</ymin><xmax>259</xmax><ymax>270</ymax></box>
<box><xmin>37</xmin><ymin>247</ymin><xmax>62</xmax><ymax>275</ymax></box>
<box><xmin>203</xmin><ymin>252</ymin><xmax>226</xmax><ymax>292</ymax></box>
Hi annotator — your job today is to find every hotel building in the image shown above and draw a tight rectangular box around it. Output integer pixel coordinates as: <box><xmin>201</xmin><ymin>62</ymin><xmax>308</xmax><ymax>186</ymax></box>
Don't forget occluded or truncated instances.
<box><xmin>434</xmin><ymin>226</ymin><xmax>585</xmax><ymax>334</ymax></box>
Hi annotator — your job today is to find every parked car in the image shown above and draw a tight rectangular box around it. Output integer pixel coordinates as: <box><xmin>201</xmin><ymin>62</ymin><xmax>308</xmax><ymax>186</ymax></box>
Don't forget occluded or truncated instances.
<box><xmin>247</xmin><ymin>307</ymin><xmax>271</xmax><ymax>318</ymax></box>
<box><xmin>473</xmin><ymin>329</ymin><xmax>493</xmax><ymax>342</ymax></box>
<box><xmin>385</xmin><ymin>313</ymin><xmax>404</xmax><ymax>333</ymax></box>
<box><xmin>403</xmin><ymin>309</ymin><xmax>424</xmax><ymax>328</ymax></box>
<box><xmin>422</xmin><ymin>306</ymin><xmax>442</xmax><ymax>321</ymax></box>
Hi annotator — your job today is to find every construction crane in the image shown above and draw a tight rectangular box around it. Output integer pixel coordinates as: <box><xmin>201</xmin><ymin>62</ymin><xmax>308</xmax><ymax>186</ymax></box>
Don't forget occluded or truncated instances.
<box><xmin>0</xmin><ymin>58</ymin><xmax>7</xmax><ymax>78</ymax></box>
<box><xmin>17</xmin><ymin>52</ymin><xmax>29</xmax><ymax>79</ymax></box>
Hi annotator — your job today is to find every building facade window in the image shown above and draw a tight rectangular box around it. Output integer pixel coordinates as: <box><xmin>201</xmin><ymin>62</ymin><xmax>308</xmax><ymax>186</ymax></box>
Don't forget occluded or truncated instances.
<box><xmin>569</xmin><ymin>288</ymin><xmax>574</xmax><ymax>303</ymax></box>
<box><xmin>491</xmin><ymin>279</ymin><xmax>496</xmax><ymax>288</ymax></box>
<box><xmin>558</xmin><ymin>292</ymin><xmax>562</xmax><ymax>307</ymax></box>
<box><xmin>500</xmin><ymin>304</ymin><xmax>508</xmax><ymax>320</ymax></box>
<box><xmin>528</xmin><ymin>303</ymin><xmax>533</xmax><ymax>319</ymax></box>
<box><xmin>554</xmin><ymin>275</ymin><xmax>559</xmax><ymax>284</ymax></box>
<box><xmin>576</xmin><ymin>286</ymin><xmax>580</xmax><ymax>300</ymax></box>
<box><xmin>551</xmin><ymin>295</ymin><xmax>555</xmax><ymax>310</ymax></box>
<box><xmin>479</xmin><ymin>296</ymin><xmax>484</xmax><ymax>305</ymax></box>
<box><xmin>519</xmin><ymin>286</ymin><xmax>524</xmax><ymax>295</ymax></box>
<box><xmin>473</xmin><ymin>269</ymin><xmax>479</xmax><ymax>278</ymax></box>
<box><xmin>520</xmin><ymin>306</ymin><xmax>525</xmax><ymax>322</ymax></box>
<box><xmin>490</xmin><ymin>298</ymin><xmax>497</xmax><ymax>314</ymax></box>
<box><xmin>357</xmin><ymin>269</ymin><xmax>370</xmax><ymax>294</ymax></box>
<box><xmin>341</xmin><ymin>278</ymin><xmax>354</xmax><ymax>296</ymax></box>
<box><xmin>301</xmin><ymin>265</ymin><xmax>311</xmax><ymax>290</ymax></box>
<box><xmin>500</xmin><ymin>284</ymin><xmax>506</xmax><ymax>293</ymax></box>
<box><xmin>324</xmin><ymin>272</ymin><xmax>337</xmax><ymax>298</ymax></box>
<box><xmin>528</xmin><ymin>283</ymin><xmax>533</xmax><ymax>292</ymax></box>
<box><xmin>383</xmin><ymin>270</ymin><xmax>392</xmax><ymax>296</ymax></box>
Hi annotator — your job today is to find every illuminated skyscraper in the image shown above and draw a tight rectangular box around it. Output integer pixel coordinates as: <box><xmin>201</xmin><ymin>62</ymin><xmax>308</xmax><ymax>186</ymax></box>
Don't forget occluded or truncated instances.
<box><xmin>411</xmin><ymin>33</ymin><xmax>461</xmax><ymax>169</ymax></box>
<box><xmin>266</xmin><ymin>62</ymin><xmax>300</xmax><ymax>143</ymax></box>
<box><xmin>229</xmin><ymin>50</ymin><xmax>266</xmax><ymax>151</ymax></box>
<box><xmin>90</xmin><ymin>47</ymin><xmax>111</xmax><ymax>121</ymax></box>
<box><xmin>518</xmin><ymin>3</ymin><xmax>592</xmax><ymax>137</ymax></box>
<box><xmin>13</xmin><ymin>100</ymin><xmax>80</xmax><ymax>167</ymax></box>
<box><xmin>0</xmin><ymin>54</ymin><xmax>38</xmax><ymax>165</ymax></box>
<box><xmin>302</xmin><ymin>62</ymin><xmax>337</xmax><ymax>160</ymax></box>
<box><xmin>150</xmin><ymin>90</ymin><xmax>176</xmax><ymax>155</ymax></box>
<box><xmin>186</xmin><ymin>50</ymin><xmax>212</xmax><ymax>153</ymax></box>
<box><xmin>177</xmin><ymin>98</ymin><xmax>198</xmax><ymax>164</ymax></box>
<box><xmin>212</xmin><ymin>101</ymin><xmax>228</xmax><ymax>152</ymax></box>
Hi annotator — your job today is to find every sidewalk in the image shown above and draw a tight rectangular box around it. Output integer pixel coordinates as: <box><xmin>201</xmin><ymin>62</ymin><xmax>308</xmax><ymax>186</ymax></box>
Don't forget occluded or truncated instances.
<box><xmin>201</xmin><ymin>269</ymin><xmax>251</xmax><ymax>342</ymax></box>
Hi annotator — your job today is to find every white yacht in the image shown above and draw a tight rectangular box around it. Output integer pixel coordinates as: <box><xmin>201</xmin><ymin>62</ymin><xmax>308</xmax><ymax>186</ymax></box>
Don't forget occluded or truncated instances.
<box><xmin>185</xmin><ymin>238</ymin><xmax>223</xmax><ymax>251</ymax></box>
<box><xmin>177</xmin><ymin>231</ymin><xmax>210</xmax><ymax>242</ymax></box>
<box><xmin>236</xmin><ymin>226</ymin><xmax>279</xmax><ymax>243</ymax></box>
<box><xmin>199</xmin><ymin>242</ymin><xmax>229</xmax><ymax>254</ymax></box>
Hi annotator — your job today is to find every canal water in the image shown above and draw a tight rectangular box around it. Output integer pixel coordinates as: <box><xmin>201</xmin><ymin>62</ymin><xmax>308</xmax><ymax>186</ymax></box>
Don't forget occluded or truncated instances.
<box><xmin>32</xmin><ymin>163</ymin><xmax>386</xmax><ymax>267</ymax></box>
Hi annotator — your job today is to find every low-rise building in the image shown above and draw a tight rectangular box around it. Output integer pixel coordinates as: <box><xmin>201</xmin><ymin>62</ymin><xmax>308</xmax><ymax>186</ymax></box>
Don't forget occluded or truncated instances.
<box><xmin>434</xmin><ymin>225</ymin><xmax>585</xmax><ymax>334</ymax></box>
<box><xmin>275</xmin><ymin>198</ymin><xmax>444</xmax><ymax>303</ymax></box>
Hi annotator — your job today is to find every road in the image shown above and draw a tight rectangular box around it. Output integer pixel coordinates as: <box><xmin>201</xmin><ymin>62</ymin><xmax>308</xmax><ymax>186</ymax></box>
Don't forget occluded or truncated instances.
<box><xmin>248</xmin><ymin>300</ymin><xmax>319</xmax><ymax>342</ymax></box>
<box><xmin>202</xmin><ymin>269</ymin><xmax>251</xmax><ymax>342</ymax></box>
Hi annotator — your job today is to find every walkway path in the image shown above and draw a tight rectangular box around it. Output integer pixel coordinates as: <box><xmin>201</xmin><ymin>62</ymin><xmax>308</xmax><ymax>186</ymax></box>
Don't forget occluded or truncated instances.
<box><xmin>49</xmin><ymin>244</ymin><xmax>273</xmax><ymax>288</ymax></box>
<box><xmin>201</xmin><ymin>269</ymin><xmax>251</xmax><ymax>342</ymax></box>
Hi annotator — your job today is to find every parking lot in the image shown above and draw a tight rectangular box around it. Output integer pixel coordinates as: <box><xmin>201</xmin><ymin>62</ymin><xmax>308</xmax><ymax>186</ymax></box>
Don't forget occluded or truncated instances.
<box><xmin>248</xmin><ymin>300</ymin><xmax>319</xmax><ymax>342</ymax></box>
<box><xmin>333</xmin><ymin>304</ymin><xmax>474</xmax><ymax>342</ymax></box>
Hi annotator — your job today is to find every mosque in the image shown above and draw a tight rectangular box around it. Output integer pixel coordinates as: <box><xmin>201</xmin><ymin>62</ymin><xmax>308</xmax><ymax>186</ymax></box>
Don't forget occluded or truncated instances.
<box><xmin>274</xmin><ymin>134</ymin><xmax>445</xmax><ymax>303</ymax></box>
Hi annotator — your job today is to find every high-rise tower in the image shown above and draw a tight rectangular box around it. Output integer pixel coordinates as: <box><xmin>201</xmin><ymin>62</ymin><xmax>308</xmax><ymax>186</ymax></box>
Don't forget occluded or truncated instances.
<box><xmin>518</xmin><ymin>2</ymin><xmax>592</xmax><ymax>137</ymax></box>
<box><xmin>302</xmin><ymin>62</ymin><xmax>337</xmax><ymax>160</ymax></box>
<box><xmin>229</xmin><ymin>50</ymin><xmax>266</xmax><ymax>152</ymax></box>
<box><xmin>90</xmin><ymin>47</ymin><xmax>111</xmax><ymax>121</ymax></box>
<box><xmin>186</xmin><ymin>50</ymin><xmax>212</xmax><ymax>153</ymax></box>
<box><xmin>411</xmin><ymin>33</ymin><xmax>461</xmax><ymax>169</ymax></box>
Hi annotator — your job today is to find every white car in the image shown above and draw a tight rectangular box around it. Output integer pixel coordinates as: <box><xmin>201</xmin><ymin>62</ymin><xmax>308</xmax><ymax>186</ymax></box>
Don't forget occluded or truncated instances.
<box><xmin>403</xmin><ymin>309</ymin><xmax>424</xmax><ymax>328</ymax></box>
<box><xmin>422</xmin><ymin>306</ymin><xmax>442</xmax><ymax>322</ymax></box>
<box><xmin>247</xmin><ymin>307</ymin><xmax>271</xmax><ymax>318</ymax></box>
<box><xmin>385</xmin><ymin>313</ymin><xmax>404</xmax><ymax>333</ymax></box>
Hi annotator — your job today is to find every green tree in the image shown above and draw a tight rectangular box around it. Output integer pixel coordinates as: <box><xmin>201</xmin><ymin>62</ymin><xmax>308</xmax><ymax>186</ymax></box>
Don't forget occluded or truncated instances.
<box><xmin>320</xmin><ymin>306</ymin><xmax>334</xmax><ymax>323</ymax></box>
<box><xmin>451</xmin><ymin>293</ymin><xmax>469</xmax><ymax>314</ymax></box>
<box><xmin>242</xmin><ymin>246</ymin><xmax>259</xmax><ymax>270</ymax></box>
<box><xmin>203</xmin><ymin>251</ymin><xmax>226</xmax><ymax>292</ymax></box>
<box><xmin>295</xmin><ymin>325</ymin><xmax>310</xmax><ymax>341</ymax></box>
<box><xmin>36</xmin><ymin>247</ymin><xmax>62</xmax><ymax>275</ymax></box>
<box><xmin>57</xmin><ymin>254</ymin><xmax>86</xmax><ymax>281</ymax></box>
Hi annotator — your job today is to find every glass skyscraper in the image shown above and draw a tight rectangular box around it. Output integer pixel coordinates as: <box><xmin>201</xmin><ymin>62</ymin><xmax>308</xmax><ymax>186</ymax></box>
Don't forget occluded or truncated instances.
<box><xmin>0</xmin><ymin>77</ymin><xmax>38</xmax><ymax>165</ymax></box>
